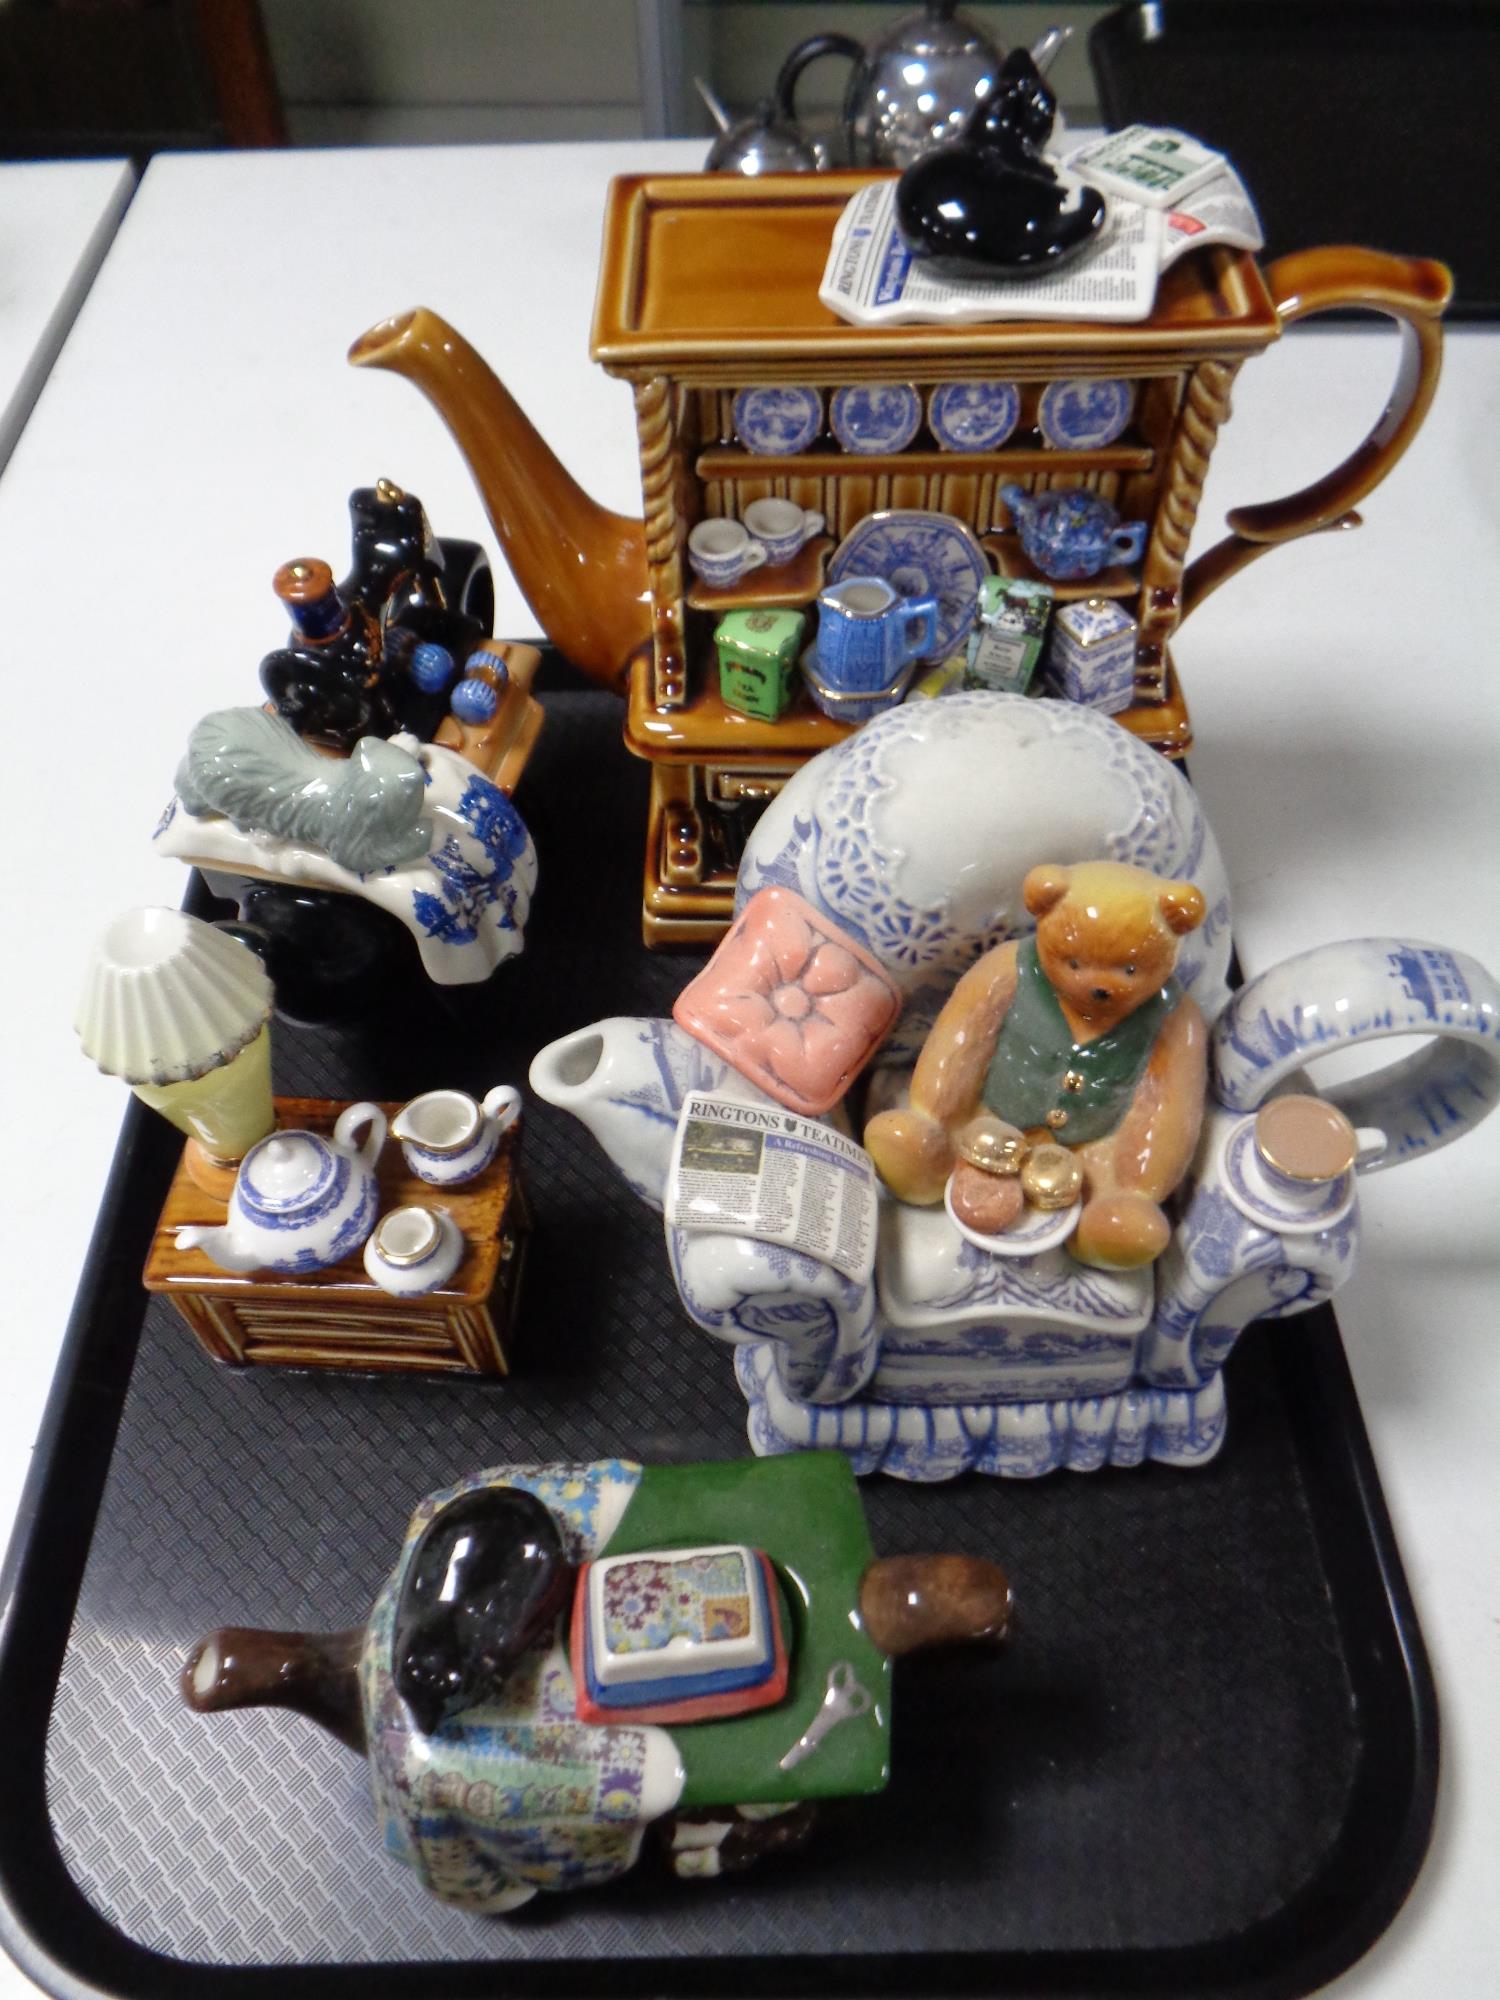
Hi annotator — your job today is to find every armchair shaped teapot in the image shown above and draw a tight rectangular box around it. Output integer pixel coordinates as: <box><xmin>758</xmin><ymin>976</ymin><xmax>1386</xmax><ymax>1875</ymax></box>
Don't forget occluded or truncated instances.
<box><xmin>529</xmin><ymin>694</ymin><xmax>1500</xmax><ymax>1480</ymax></box>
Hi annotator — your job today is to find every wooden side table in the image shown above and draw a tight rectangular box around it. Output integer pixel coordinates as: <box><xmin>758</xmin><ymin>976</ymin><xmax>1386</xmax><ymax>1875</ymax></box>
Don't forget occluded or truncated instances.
<box><xmin>143</xmin><ymin>1098</ymin><xmax>529</xmax><ymax>1376</ymax></box>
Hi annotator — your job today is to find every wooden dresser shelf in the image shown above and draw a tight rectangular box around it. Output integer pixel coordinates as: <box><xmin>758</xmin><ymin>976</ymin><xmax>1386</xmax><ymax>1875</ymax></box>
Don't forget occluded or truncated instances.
<box><xmin>686</xmin><ymin>536</ymin><xmax>831</xmax><ymax>613</ymax></box>
<box><xmin>696</xmin><ymin>442</ymin><xmax>1155</xmax><ymax>481</ymax></box>
<box><xmin>981</xmin><ymin>536</ymin><xmax>1140</xmax><ymax>601</ymax></box>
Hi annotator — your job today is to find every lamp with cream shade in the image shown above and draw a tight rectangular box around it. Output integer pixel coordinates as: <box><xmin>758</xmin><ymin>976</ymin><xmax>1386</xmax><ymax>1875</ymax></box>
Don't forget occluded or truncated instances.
<box><xmin>76</xmin><ymin>908</ymin><xmax>276</xmax><ymax>1195</ymax></box>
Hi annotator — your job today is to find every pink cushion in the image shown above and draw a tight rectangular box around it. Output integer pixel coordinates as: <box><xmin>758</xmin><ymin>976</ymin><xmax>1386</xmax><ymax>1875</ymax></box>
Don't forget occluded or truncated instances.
<box><xmin>674</xmin><ymin>887</ymin><xmax>901</xmax><ymax>1116</ymax></box>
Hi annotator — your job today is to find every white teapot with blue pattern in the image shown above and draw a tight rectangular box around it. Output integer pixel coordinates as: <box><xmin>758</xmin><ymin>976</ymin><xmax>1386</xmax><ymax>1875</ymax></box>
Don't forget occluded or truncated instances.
<box><xmin>176</xmin><ymin>1102</ymin><xmax>386</xmax><ymax>1275</ymax></box>
<box><xmin>530</xmin><ymin>696</ymin><xmax>1500</xmax><ymax>1481</ymax></box>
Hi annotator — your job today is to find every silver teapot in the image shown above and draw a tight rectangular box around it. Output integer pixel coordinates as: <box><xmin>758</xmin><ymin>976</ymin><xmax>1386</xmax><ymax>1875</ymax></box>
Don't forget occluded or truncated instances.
<box><xmin>778</xmin><ymin>2</ymin><xmax>1016</xmax><ymax>170</ymax></box>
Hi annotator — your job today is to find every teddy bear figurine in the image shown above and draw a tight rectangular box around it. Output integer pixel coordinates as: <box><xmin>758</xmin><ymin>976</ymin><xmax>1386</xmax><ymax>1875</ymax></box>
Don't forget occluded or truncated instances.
<box><xmin>864</xmin><ymin>860</ymin><xmax>1208</xmax><ymax>1271</ymax></box>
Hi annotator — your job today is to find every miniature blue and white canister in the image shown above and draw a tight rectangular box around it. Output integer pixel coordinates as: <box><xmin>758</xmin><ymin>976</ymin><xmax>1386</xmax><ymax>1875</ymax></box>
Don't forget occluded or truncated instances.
<box><xmin>1044</xmin><ymin>597</ymin><xmax>1138</xmax><ymax>713</ymax></box>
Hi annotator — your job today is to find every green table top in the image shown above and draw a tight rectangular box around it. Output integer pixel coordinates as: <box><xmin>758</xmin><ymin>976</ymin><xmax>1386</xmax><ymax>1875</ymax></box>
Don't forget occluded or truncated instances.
<box><xmin>602</xmin><ymin>1453</ymin><xmax>892</xmax><ymax>1806</ymax></box>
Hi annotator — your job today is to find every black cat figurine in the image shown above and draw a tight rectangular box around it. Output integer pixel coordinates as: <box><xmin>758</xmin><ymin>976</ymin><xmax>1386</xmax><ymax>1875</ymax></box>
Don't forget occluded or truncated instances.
<box><xmin>393</xmin><ymin>1487</ymin><xmax>574</xmax><ymax>1736</ymax></box>
<box><xmin>895</xmin><ymin>47</ymin><xmax>1106</xmax><ymax>278</ymax></box>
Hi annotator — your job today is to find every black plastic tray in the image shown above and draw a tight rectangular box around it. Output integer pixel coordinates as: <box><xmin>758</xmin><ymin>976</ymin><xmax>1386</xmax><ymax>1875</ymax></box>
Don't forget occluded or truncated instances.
<box><xmin>0</xmin><ymin>684</ymin><xmax>1436</xmax><ymax>1999</ymax></box>
<box><xmin>1090</xmin><ymin>0</ymin><xmax>1500</xmax><ymax>319</ymax></box>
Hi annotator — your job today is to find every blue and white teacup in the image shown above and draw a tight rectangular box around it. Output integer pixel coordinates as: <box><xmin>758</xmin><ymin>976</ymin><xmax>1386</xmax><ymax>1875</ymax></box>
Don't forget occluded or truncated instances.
<box><xmin>687</xmin><ymin>518</ymin><xmax>767</xmax><ymax>588</ymax></box>
<box><xmin>742</xmin><ymin>498</ymin><xmax>825</xmax><ymax>568</ymax></box>
<box><xmin>815</xmin><ymin>576</ymin><xmax>939</xmax><ymax>692</ymax></box>
<box><xmin>392</xmin><ymin>1085</ymin><xmax>522</xmax><ymax>1186</ymax></box>
<box><xmin>1218</xmin><ymin>1095</ymin><xmax>1385</xmax><ymax>1236</ymax></box>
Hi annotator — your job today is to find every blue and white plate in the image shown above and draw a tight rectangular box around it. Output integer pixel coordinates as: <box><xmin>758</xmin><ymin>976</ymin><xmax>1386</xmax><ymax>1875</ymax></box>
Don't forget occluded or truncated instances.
<box><xmin>1038</xmin><ymin>378</ymin><xmax>1134</xmax><ymax>450</ymax></box>
<box><xmin>927</xmin><ymin>380</ymin><xmax>1021</xmax><ymax>452</ymax></box>
<box><xmin>944</xmin><ymin>1175</ymin><xmax>1082</xmax><ymax>1258</ymax></box>
<box><xmin>827</xmin><ymin>509</ymin><xmax>988</xmax><ymax>660</ymax></box>
<box><xmin>829</xmin><ymin>383</ymin><xmax>922</xmax><ymax>455</ymax></box>
<box><xmin>733</xmin><ymin>384</ymin><xmax>824</xmax><ymax>456</ymax></box>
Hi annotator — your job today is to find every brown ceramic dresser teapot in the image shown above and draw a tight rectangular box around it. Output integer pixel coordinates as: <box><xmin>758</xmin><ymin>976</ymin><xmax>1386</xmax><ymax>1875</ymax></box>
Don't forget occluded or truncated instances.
<box><xmin>347</xmin><ymin>178</ymin><xmax>1450</xmax><ymax>941</ymax></box>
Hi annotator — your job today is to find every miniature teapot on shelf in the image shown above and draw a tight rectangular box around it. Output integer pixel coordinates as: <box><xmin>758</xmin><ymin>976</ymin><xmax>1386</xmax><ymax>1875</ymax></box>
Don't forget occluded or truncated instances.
<box><xmin>346</xmin><ymin>237</ymin><xmax>1448</xmax><ymax>692</ymax></box>
<box><xmin>1002</xmin><ymin>484</ymin><xmax>1147</xmax><ymax>580</ymax></box>
<box><xmin>175</xmin><ymin>1102</ymin><xmax>386</xmax><ymax>1275</ymax></box>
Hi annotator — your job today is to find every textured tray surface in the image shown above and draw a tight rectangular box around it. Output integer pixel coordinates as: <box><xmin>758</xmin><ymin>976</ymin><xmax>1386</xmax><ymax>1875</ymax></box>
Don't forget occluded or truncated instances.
<box><xmin>26</xmin><ymin>689</ymin><xmax>1431</xmax><ymax>1994</ymax></box>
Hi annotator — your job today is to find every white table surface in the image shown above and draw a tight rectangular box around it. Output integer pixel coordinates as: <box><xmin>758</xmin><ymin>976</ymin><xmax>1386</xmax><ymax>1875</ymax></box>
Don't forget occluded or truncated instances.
<box><xmin>0</xmin><ymin>158</ymin><xmax>135</xmax><ymax>474</ymax></box>
<box><xmin>0</xmin><ymin>140</ymin><xmax>1496</xmax><ymax>1999</ymax></box>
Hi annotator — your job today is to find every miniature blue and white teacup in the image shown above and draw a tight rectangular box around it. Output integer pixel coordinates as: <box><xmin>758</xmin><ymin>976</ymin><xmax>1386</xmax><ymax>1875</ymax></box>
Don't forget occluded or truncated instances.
<box><xmin>814</xmin><ymin>576</ymin><xmax>939</xmax><ymax>692</ymax></box>
<box><xmin>391</xmin><ymin>1085</ymin><xmax>521</xmax><ymax>1186</ymax></box>
<box><xmin>1002</xmin><ymin>484</ymin><xmax>1147</xmax><ymax>581</ymax></box>
<box><xmin>1218</xmin><ymin>1096</ymin><xmax>1385</xmax><ymax>1236</ymax></box>
<box><xmin>742</xmin><ymin>498</ymin><xmax>825</xmax><ymax>567</ymax></box>
<box><xmin>687</xmin><ymin>518</ymin><xmax>767</xmax><ymax>588</ymax></box>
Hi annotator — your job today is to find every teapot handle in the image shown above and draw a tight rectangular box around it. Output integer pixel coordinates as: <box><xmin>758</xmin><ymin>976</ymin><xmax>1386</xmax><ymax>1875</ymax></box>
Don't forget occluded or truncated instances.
<box><xmin>774</xmin><ymin>32</ymin><xmax>865</xmax><ymax>165</ymax></box>
<box><xmin>1210</xmin><ymin>939</ymin><xmax>1500</xmax><ymax>1171</ymax></box>
<box><xmin>482</xmin><ymin>1084</ymin><xmax>523</xmax><ymax>1137</ymax></box>
<box><xmin>333</xmin><ymin>1100</ymin><xmax>388</xmax><ymax>1170</ymax></box>
<box><xmin>1179</xmin><ymin>248</ymin><xmax>1451</xmax><ymax>624</ymax></box>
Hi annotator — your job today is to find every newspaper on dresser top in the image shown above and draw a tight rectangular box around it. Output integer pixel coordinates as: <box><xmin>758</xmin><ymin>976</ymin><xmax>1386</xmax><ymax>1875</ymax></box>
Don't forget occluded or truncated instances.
<box><xmin>819</xmin><ymin>132</ymin><xmax>1262</xmax><ymax>327</ymax></box>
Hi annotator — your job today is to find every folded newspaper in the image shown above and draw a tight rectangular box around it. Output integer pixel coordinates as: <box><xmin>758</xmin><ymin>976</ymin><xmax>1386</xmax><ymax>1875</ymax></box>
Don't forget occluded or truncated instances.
<box><xmin>665</xmin><ymin>1093</ymin><xmax>878</xmax><ymax>1284</ymax></box>
<box><xmin>819</xmin><ymin>129</ymin><xmax>1263</xmax><ymax>328</ymax></box>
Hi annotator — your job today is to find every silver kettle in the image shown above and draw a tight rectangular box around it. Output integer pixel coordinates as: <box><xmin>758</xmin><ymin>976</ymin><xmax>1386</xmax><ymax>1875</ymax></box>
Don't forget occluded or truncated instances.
<box><xmin>697</xmin><ymin>37</ymin><xmax>862</xmax><ymax>175</ymax></box>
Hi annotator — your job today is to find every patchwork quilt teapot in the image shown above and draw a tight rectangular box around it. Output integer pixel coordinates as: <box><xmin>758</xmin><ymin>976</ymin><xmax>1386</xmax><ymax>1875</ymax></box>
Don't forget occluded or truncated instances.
<box><xmin>183</xmin><ymin>1454</ymin><xmax>1011</xmax><ymax>1908</ymax></box>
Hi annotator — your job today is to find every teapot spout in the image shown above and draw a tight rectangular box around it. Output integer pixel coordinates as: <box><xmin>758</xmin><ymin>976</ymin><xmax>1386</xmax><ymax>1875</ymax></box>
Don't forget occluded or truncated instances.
<box><xmin>349</xmin><ymin>308</ymin><xmax>651</xmax><ymax>689</ymax></box>
<box><xmin>858</xmin><ymin>1555</ymin><xmax>1013</xmax><ymax>1656</ymax></box>
<box><xmin>174</xmin><ymin>1223</ymin><xmax>261</xmax><ymax>1273</ymax></box>
<box><xmin>183</xmin><ymin>1624</ymin><xmax>368</xmax><ymax>1754</ymax></box>
<box><xmin>1000</xmin><ymin>481</ymin><xmax>1035</xmax><ymax>531</ymax></box>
